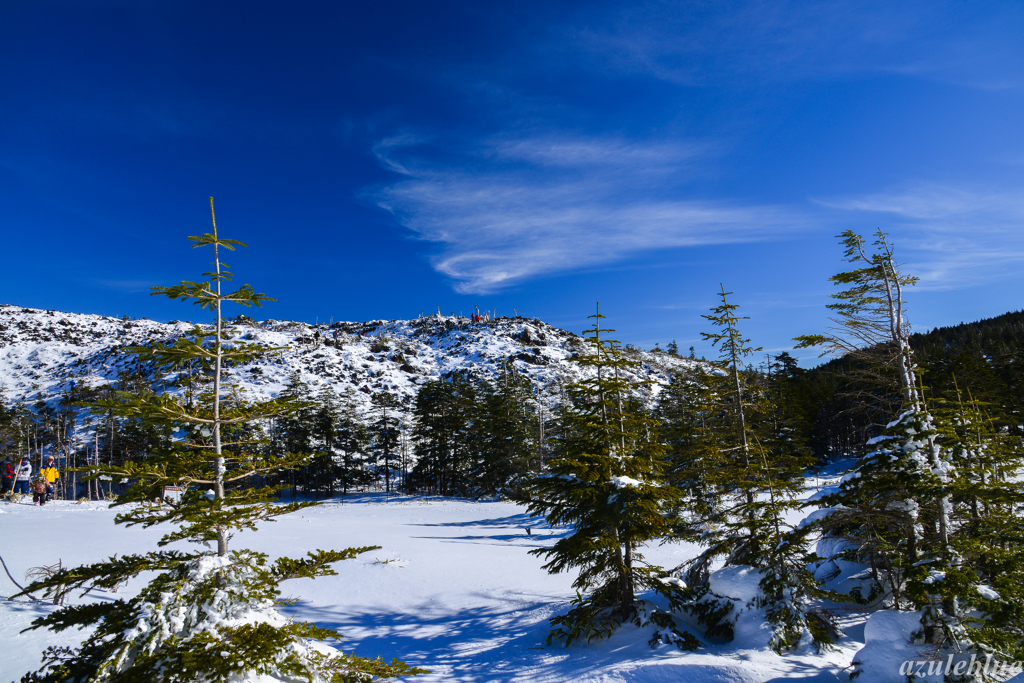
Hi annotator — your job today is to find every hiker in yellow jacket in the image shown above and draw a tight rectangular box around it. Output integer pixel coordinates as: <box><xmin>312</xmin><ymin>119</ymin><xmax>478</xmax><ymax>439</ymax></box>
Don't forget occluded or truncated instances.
<box><xmin>40</xmin><ymin>456</ymin><xmax>59</xmax><ymax>501</ymax></box>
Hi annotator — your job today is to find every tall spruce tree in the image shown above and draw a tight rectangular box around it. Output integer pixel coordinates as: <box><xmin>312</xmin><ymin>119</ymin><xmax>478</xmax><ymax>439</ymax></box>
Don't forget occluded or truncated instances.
<box><xmin>677</xmin><ymin>288</ymin><xmax>830</xmax><ymax>652</ymax></box>
<box><xmin>758</xmin><ymin>353</ymin><xmax>815</xmax><ymax>466</ymax></box>
<box><xmin>274</xmin><ymin>372</ymin><xmax>318</xmax><ymax>496</ymax></box>
<box><xmin>472</xmin><ymin>359</ymin><xmax>537</xmax><ymax>497</ymax></box>
<box><xmin>310</xmin><ymin>385</ymin><xmax>344</xmax><ymax>498</ymax></box>
<box><xmin>526</xmin><ymin>305</ymin><xmax>695</xmax><ymax>649</ymax></box>
<box><xmin>920</xmin><ymin>387</ymin><xmax>1024</xmax><ymax>661</ymax></box>
<box><xmin>333</xmin><ymin>394</ymin><xmax>371</xmax><ymax>497</ymax></box>
<box><xmin>794</xmin><ymin>231</ymin><xmax>936</xmax><ymax>565</ymax></box>
<box><xmin>795</xmin><ymin>230</ymin><xmax>1023</xmax><ymax>668</ymax></box>
<box><xmin>410</xmin><ymin>373</ymin><xmax>476</xmax><ymax>496</ymax></box>
<box><xmin>370</xmin><ymin>390</ymin><xmax>401</xmax><ymax>494</ymax></box>
<box><xmin>656</xmin><ymin>364</ymin><xmax>726</xmax><ymax>542</ymax></box>
<box><xmin>15</xmin><ymin>199</ymin><xmax>423</xmax><ymax>683</ymax></box>
<box><xmin>700</xmin><ymin>284</ymin><xmax>762</xmax><ymax>513</ymax></box>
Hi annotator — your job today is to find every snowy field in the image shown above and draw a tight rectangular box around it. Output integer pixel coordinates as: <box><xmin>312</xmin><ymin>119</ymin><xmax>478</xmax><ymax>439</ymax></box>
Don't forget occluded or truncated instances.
<box><xmin>0</xmin><ymin>491</ymin><xmax>870</xmax><ymax>683</ymax></box>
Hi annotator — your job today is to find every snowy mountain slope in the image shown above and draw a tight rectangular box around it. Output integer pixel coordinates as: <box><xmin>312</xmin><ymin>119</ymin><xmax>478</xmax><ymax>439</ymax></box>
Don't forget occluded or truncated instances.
<box><xmin>0</xmin><ymin>304</ymin><xmax>697</xmax><ymax>423</ymax></box>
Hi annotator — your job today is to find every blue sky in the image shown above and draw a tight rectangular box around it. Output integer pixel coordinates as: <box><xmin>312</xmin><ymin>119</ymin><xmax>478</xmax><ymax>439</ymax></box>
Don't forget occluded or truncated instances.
<box><xmin>2</xmin><ymin>0</ymin><xmax>1023</xmax><ymax>363</ymax></box>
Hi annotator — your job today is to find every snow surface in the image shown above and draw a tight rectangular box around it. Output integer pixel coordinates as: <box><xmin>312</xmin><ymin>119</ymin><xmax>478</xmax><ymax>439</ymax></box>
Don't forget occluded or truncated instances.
<box><xmin>847</xmin><ymin>609</ymin><xmax>1023</xmax><ymax>683</ymax></box>
<box><xmin>852</xmin><ymin>610</ymin><xmax>926</xmax><ymax>682</ymax></box>
<box><xmin>706</xmin><ymin>565</ymin><xmax>762</xmax><ymax>604</ymax></box>
<box><xmin>610</xmin><ymin>476</ymin><xmax>645</xmax><ymax>489</ymax></box>
<box><xmin>2</xmin><ymin>494</ymin><xmax>863</xmax><ymax>683</ymax></box>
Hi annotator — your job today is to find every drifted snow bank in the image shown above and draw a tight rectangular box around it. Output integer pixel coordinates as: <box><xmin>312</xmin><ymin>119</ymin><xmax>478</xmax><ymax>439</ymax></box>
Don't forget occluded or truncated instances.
<box><xmin>852</xmin><ymin>611</ymin><xmax>927</xmax><ymax>682</ymax></box>
<box><xmin>811</xmin><ymin>537</ymin><xmax>880</xmax><ymax>603</ymax></box>
<box><xmin>707</xmin><ymin>566</ymin><xmax>762</xmax><ymax>604</ymax></box>
<box><xmin>850</xmin><ymin>610</ymin><xmax>1023</xmax><ymax>682</ymax></box>
<box><xmin>681</xmin><ymin>565</ymin><xmax>778</xmax><ymax>651</ymax></box>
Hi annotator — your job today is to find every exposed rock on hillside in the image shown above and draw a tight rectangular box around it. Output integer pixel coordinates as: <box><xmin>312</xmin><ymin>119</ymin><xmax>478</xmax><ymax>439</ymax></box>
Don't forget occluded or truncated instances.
<box><xmin>0</xmin><ymin>304</ymin><xmax>697</xmax><ymax>423</ymax></box>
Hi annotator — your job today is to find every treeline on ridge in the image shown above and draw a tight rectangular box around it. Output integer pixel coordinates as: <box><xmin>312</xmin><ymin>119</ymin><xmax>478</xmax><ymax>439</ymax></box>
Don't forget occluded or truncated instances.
<box><xmin>3</xmin><ymin>309</ymin><xmax>1022</xmax><ymax>502</ymax></box>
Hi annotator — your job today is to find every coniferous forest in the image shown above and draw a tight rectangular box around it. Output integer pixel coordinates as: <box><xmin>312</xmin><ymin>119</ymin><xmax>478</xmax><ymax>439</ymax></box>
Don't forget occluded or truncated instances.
<box><xmin>7</xmin><ymin>297</ymin><xmax>1021</xmax><ymax>505</ymax></box>
<box><xmin>3</xmin><ymin>221</ymin><xmax>1023</xmax><ymax>682</ymax></box>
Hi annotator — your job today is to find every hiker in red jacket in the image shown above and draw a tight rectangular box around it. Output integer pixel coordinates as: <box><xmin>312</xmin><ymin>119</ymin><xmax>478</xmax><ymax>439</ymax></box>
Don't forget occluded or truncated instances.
<box><xmin>1</xmin><ymin>458</ymin><xmax>14</xmax><ymax>494</ymax></box>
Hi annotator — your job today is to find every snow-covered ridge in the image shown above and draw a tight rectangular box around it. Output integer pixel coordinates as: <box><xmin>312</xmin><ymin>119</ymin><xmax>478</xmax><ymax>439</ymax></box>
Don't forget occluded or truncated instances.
<box><xmin>0</xmin><ymin>304</ymin><xmax>697</xmax><ymax>423</ymax></box>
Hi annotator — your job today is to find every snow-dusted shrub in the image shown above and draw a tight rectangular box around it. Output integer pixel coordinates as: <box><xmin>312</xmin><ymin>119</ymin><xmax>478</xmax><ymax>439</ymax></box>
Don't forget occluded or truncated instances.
<box><xmin>682</xmin><ymin>562</ymin><xmax>839</xmax><ymax>654</ymax></box>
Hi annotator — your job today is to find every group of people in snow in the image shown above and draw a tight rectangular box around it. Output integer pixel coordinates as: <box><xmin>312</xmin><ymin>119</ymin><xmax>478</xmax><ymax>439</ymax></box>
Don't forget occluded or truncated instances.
<box><xmin>471</xmin><ymin>307</ymin><xmax>495</xmax><ymax>323</ymax></box>
<box><xmin>1</xmin><ymin>455</ymin><xmax>59</xmax><ymax>505</ymax></box>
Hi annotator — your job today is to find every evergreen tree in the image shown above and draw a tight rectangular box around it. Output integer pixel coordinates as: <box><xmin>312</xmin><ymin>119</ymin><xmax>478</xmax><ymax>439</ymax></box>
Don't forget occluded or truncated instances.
<box><xmin>526</xmin><ymin>305</ymin><xmax>695</xmax><ymax>649</ymax></box>
<box><xmin>795</xmin><ymin>231</ymin><xmax>936</xmax><ymax>560</ymax></box>
<box><xmin>15</xmin><ymin>199</ymin><xmax>423</xmax><ymax>683</ymax></box>
<box><xmin>410</xmin><ymin>373</ymin><xmax>476</xmax><ymax>496</ymax></box>
<box><xmin>656</xmin><ymin>365</ymin><xmax>726</xmax><ymax>542</ymax></box>
<box><xmin>472</xmin><ymin>359</ymin><xmax>537</xmax><ymax>497</ymax></box>
<box><xmin>700</xmin><ymin>284</ymin><xmax>762</xmax><ymax>514</ymax></box>
<box><xmin>677</xmin><ymin>288</ymin><xmax>830</xmax><ymax>651</ymax></box>
<box><xmin>333</xmin><ymin>395</ymin><xmax>371</xmax><ymax>497</ymax></box>
<box><xmin>310</xmin><ymin>385</ymin><xmax>343</xmax><ymax>498</ymax></box>
<box><xmin>370</xmin><ymin>390</ymin><xmax>400</xmax><ymax>494</ymax></box>
<box><xmin>796</xmin><ymin>231</ymin><xmax>1023</xmax><ymax>668</ymax></box>
<box><xmin>758</xmin><ymin>353</ymin><xmax>815</xmax><ymax>466</ymax></box>
<box><xmin>274</xmin><ymin>372</ymin><xmax>318</xmax><ymax>497</ymax></box>
<box><xmin>917</xmin><ymin>387</ymin><xmax>1024</xmax><ymax>660</ymax></box>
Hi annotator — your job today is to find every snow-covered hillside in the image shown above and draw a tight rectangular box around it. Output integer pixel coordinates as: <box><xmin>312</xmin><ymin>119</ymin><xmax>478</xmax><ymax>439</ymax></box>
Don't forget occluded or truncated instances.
<box><xmin>0</xmin><ymin>304</ymin><xmax>696</xmax><ymax>422</ymax></box>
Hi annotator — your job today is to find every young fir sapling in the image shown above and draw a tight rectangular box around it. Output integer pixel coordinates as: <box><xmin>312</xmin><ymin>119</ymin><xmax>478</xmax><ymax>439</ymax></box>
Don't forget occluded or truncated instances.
<box><xmin>675</xmin><ymin>287</ymin><xmax>833</xmax><ymax>652</ymax></box>
<box><xmin>527</xmin><ymin>304</ymin><xmax>697</xmax><ymax>650</ymax></box>
<box><xmin>14</xmin><ymin>199</ymin><xmax>424</xmax><ymax>683</ymax></box>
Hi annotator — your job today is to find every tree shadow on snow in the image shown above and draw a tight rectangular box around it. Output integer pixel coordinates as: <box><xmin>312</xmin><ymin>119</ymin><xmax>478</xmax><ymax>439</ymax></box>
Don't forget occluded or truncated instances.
<box><xmin>291</xmin><ymin>598</ymin><xmax>552</xmax><ymax>681</ymax></box>
<box><xmin>762</xmin><ymin>662</ymin><xmax>848</xmax><ymax>682</ymax></box>
<box><xmin>410</xmin><ymin>513</ymin><xmax>547</xmax><ymax>529</ymax></box>
<box><xmin>407</xmin><ymin>513</ymin><xmax>571</xmax><ymax>548</ymax></box>
<box><xmin>289</xmin><ymin>596</ymin><xmax>697</xmax><ymax>682</ymax></box>
<box><xmin>409</xmin><ymin>534</ymin><xmax>557</xmax><ymax>548</ymax></box>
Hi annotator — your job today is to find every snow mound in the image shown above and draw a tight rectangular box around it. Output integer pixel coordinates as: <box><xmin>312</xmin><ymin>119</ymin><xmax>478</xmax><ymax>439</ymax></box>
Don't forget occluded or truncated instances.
<box><xmin>852</xmin><ymin>610</ymin><xmax>927</xmax><ymax>682</ymax></box>
<box><xmin>707</xmin><ymin>565</ymin><xmax>763</xmax><ymax>604</ymax></box>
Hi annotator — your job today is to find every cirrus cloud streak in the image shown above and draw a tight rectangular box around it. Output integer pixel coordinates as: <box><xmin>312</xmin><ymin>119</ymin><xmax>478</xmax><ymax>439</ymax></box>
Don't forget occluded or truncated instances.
<box><xmin>367</xmin><ymin>135</ymin><xmax>805</xmax><ymax>293</ymax></box>
<box><xmin>817</xmin><ymin>183</ymin><xmax>1024</xmax><ymax>291</ymax></box>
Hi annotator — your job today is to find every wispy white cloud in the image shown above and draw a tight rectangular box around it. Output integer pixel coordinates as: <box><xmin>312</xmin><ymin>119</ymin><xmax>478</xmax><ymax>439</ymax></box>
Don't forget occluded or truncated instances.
<box><xmin>818</xmin><ymin>183</ymin><xmax>1024</xmax><ymax>290</ymax></box>
<box><xmin>366</xmin><ymin>134</ymin><xmax>805</xmax><ymax>293</ymax></box>
<box><xmin>560</xmin><ymin>0</ymin><xmax>1024</xmax><ymax>90</ymax></box>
